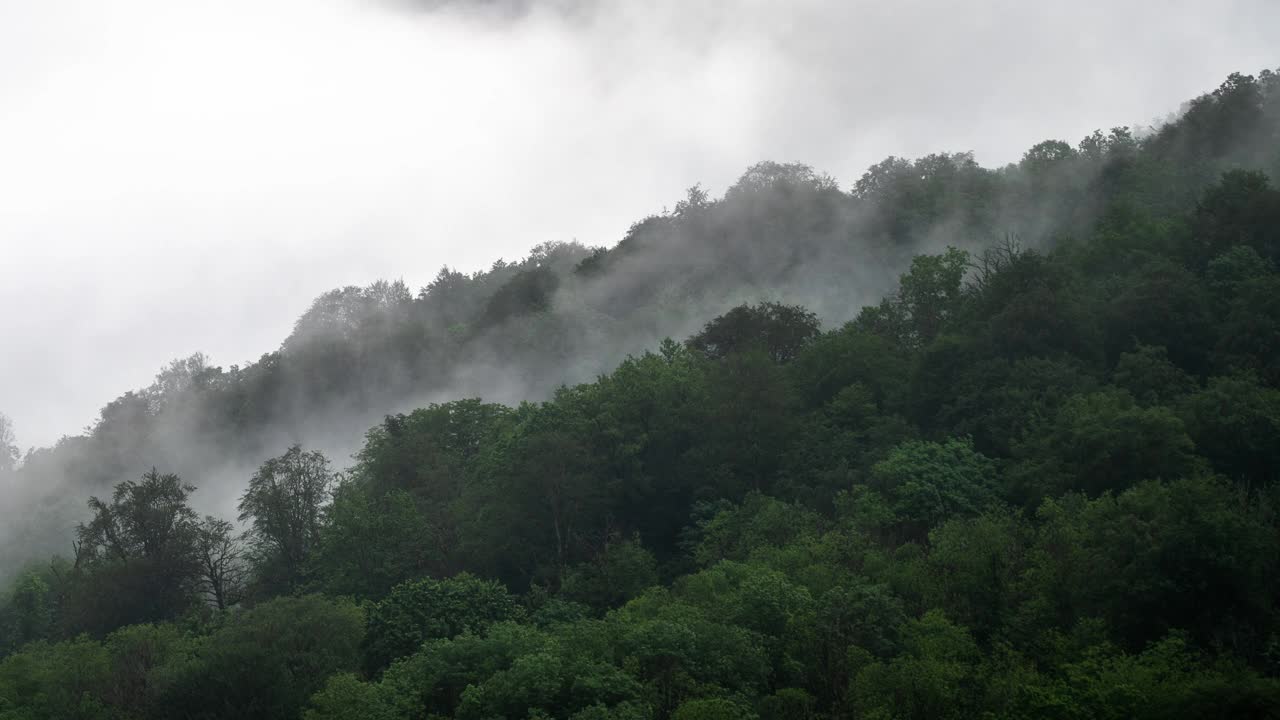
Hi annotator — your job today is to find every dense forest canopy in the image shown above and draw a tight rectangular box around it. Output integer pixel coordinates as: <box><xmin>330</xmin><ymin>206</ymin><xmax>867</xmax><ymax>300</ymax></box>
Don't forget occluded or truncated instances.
<box><xmin>1</xmin><ymin>68</ymin><xmax>1280</xmax><ymax>719</ymax></box>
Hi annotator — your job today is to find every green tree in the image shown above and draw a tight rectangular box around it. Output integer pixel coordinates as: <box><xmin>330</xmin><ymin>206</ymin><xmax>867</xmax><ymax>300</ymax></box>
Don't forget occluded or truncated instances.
<box><xmin>72</xmin><ymin>470</ymin><xmax>200</xmax><ymax>630</ymax></box>
<box><xmin>1112</xmin><ymin>344</ymin><xmax>1197</xmax><ymax>407</ymax></box>
<box><xmin>1193</xmin><ymin>169</ymin><xmax>1280</xmax><ymax>265</ymax></box>
<box><xmin>1179</xmin><ymin>372</ymin><xmax>1280</xmax><ymax>485</ymax></box>
<box><xmin>562</xmin><ymin>534</ymin><xmax>659</xmax><ymax>610</ymax></box>
<box><xmin>362</xmin><ymin>573</ymin><xmax>521</xmax><ymax>675</ymax></box>
<box><xmin>311</xmin><ymin>485</ymin><xmax>435</xmax><ymax>599</ymax></box>
<box><xmin>1024</xmin><ymin>477</ymin><xmax>1278</xmax><ymax>653</ymax></box>
<box><xmin>1010</xmin><ymin>389</ymin><xmax>1201</xmax><ymax>500</ymax></box>
<box><xmin>672</xmin><ymin>698</ymin><xmax>757</xmax><ymax>720</ymax></box>
<box><xmin>759</xmin><ymin>688</ymin><xmax>815</xmax><ymax>720</ymax></box>
<box><xmin>868</xmin><ymin>438</ymin><xmax>999</xmax><ymax>539</ymax></box>
<box><xmin>238</xmin><ymin>445</ymin><xmax>336</xmax><ymax>591</ymax></box>
<box><xmin>0</xmin><ymin>636</ymin><xmax>112</xmax><ymax>720</ymax></box>
<box><xmin>1215</xmin><ymin>273</ymin><xmax>1280</xmax><ymax>385</ymax></box>
<box><xmin>897</xmin><ymin>248</ymin><xmax>970</xmax><ymax>345</ymax></box>
<box><xmin>850</xmin><ymin>610</ymin><xmax>981</xmax><ymax>720</ymax></box>
<box><xmin>687</xmin><ymin>302</ymin><xmax>821</xmax><ymax>364</ymax></box>
<box><xmin>155</xmin><ymin>595</ymin><xmax>364</xmax><ymax>720</ymax></box>
<box><xmin>0</xmin><ymin>572</ymin><xmax>53</xmax><ymax>654</ymax></box>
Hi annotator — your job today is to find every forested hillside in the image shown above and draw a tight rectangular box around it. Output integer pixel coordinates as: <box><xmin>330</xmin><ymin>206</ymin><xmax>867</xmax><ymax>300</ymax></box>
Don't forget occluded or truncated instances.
<box><xmin>1</xmin><ymin>68</ymin><xmax>1279</xmax><ymax>719</ymax></box>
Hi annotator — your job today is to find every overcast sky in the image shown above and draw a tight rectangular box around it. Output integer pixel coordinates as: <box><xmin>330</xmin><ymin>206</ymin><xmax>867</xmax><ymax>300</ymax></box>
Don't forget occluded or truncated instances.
<box><xmin>1</xmin><ymin>0</ymin><xmax>1277</xmax><ymax>450</ymax></box>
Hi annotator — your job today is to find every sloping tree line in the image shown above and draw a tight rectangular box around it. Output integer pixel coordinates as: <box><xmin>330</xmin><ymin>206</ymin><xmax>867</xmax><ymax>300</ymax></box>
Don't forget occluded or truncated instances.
<box><xmin>1</xmin><ymin>69</ymin><xmax>1280</xmax><ymax>719</ymax></box>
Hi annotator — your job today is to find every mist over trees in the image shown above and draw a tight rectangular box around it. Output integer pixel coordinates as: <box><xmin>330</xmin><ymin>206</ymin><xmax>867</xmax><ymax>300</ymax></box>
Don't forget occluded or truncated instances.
<box><xmin>0</xmin><ymin>413</ymin><xmax>17</xmax><ymax>475</ymax></box>
<box><xmin>1</xmin><ymin>68</ymin><xmax>1280</xmax><ymax>718</ymax></box>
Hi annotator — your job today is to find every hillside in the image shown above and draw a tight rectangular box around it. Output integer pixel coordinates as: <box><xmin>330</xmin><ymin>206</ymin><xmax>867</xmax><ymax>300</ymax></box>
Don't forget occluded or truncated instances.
<box><xmin>1</xmin><ymin>68</ymin><xmax>1279</xmax><ymax>719</ymax></box>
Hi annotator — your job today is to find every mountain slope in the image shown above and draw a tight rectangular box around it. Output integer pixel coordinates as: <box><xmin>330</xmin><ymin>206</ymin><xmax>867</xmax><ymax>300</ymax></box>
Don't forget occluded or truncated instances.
<box><xmin>2</xmin><ymin>68</ymin><xmax>1278</xmax><ymax>580</ymax></box>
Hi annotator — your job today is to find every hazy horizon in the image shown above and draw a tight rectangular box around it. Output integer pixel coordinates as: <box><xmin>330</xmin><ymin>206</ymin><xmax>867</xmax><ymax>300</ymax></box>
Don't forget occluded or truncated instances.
<box><xmin>3</xmin><ymin>0</ymin><xmax>1278</xmax><ymax>450</ymax></box>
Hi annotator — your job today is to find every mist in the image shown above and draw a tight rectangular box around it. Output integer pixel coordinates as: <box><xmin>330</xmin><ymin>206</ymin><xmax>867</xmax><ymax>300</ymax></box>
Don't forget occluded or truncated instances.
<box><xmin>4</xmin><ymin>4</ymin><xmax>1280</xmax><ymax>709</ymax></box>
<box><xmin>2</xmin><ymin>0</ymin><xmax>1279</xmax><ymax>584</ymax></box>
<box><xmin>3</xmin><ymin>0</ymin><xmax>1278</xmax><ymax>452</ymax></box>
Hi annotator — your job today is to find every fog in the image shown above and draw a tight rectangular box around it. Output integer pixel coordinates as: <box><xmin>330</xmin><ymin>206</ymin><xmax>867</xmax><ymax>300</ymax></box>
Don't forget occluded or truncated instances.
<box><xmin>2</xmin><ymin>0</ymin><xmax>1279</xmax><ymax>453</ymax></box>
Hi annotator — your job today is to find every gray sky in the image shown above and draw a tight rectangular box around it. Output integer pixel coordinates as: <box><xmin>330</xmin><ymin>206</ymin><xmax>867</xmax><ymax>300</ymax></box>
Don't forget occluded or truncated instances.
<box><xmin>1</xmin><ymin>0</ymin><xmax>1277</xmax><ymax>450</ymax></box>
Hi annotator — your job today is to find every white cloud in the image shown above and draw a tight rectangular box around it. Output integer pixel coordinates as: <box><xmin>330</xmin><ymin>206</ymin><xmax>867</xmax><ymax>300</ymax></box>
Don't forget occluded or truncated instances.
<box><xmin>1</xmin><ymin>0</ymin><xmax>1276</xmax><ymax>448</ymax></box>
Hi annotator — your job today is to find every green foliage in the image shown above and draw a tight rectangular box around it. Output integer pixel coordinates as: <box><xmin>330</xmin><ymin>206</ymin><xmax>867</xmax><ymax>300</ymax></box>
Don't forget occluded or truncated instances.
<box><xmin>479</xmin><ymin>266</ymin><xmax>561</xmax><ymax>328</ymax></box>
<box><xmin>562</xmin><ymin>535</ymin><xmax>659</xmax><ymax>610</ymax></box>
<box><xmin>1112</xmin><ymin>344</ymin><xmax>1197</xmax><ymax>407</ymax></box>
<box><xmin>310</xmin><ymin>485</ymin><xmax>434</xmax><ymax>599</ymax></box>
<box><xmin>362</xmin><ymin>573</ymin><xmax>522</xmax><ymax>675</ymax></box>
<box><xmin>354</xmin><ymin>400</ymin><xmax>511</xmax><ymax>498</ymax></box>
<box><xmin>239</xmin><ymin>446</ymin><xmax>336</xmax><ymax>593</ymax></box>
<box><xmin>856</xmin><ymin>247</ymin><xmax>970</xmax><ymax>350</ymax></box>
<box><xmin>1216</xmin><ymin>272</ymin><xmax>1280</xmax><ymax>385</ymax></box>
<box><xmin>68</xmin><ymin>469</ymin><xmax>201</xmax><ymax>633</ymax></box>
<box><xmin>0</xmin><ymin>637</ymin><xmax>112</xmax><ymax>720</ymax></box>
<box><xmin>1022</xmin><ymin>477</ymin><xmax>1278</xmax><ymax>653</ymax></box>
<box><xmin>304</xmin><ymin>673</ymin><xmax>400</xmax><ymax>720</ymax></box>
<box><xmin>1193</xmin><ymin>169</ymin><xmax>1280</xmax><ymax>265</ymax></box>
<box><xmin>1180</xmin><ymin>373</ymin><xmax>1280</xmax><ymax>484</ymax></box>
<box><xmin>1010</xmin><ymin>389</ymin><xmax>1200</xmax><ymax>500</ymax></box>
<box><xmin>154</xmin><ymin>595</ymin><xmax>364</xmax><ymax>720</ymax></box>
<box><xmin>672</xmin><ymin>697</ymin><xmax>757</xmax><ymax>720</ymax></box>
<box><xmin>759</xmin><ymin>688</ymin><xmax>815</xmax><ymax>720</ymax></box>
<box><xmin>1101</xmin><ymin>259</ymin><xmax>1215</xmax><ymax>374</ymax></box>
<box><xmin>868</xmin><ymin>438</ymin><xmax>999</xmax><ymax>538</ymax></box>
<box><xmin>687</xmin><ymin>302</ymin><xmax>821</xmax><ymax>364</ymax></box>
<box><xmin>6</xmin><ymin>68</ymin><xmax>1280</xmax><ymax>720</ymax></box>
<box><xmin>1020</xmin><ymin>634</ymin><xmax>1280</xmax><ymax>720</ymax></box>
<box><xmin>691</xmin><ymin>493</ymin><xmax>823</xmax><ymax>567</ymax></box>
<box><xmin>850</xmin><ymin>610</ymin><xmax>981</xmax><ymax>720</ymax></box>
<box><xmin>0</xmin><ymin>573</ymin><xmax>52</xmax><ymax>655</ymax></box>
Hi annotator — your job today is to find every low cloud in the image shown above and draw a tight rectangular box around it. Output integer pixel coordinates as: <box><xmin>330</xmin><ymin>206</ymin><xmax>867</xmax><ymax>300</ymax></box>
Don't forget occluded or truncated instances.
<box><xmin>1</xmin><ymin>0</ymin><xmax>1277</xmax><ymax>451</ymax></box>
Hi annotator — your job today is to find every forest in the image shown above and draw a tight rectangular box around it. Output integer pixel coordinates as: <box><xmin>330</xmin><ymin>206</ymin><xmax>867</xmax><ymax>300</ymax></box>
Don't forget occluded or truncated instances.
<box><xmin>1</xmin><ymin>67</ymin><xmax>1279</xmax><ymax>719</ymax></box>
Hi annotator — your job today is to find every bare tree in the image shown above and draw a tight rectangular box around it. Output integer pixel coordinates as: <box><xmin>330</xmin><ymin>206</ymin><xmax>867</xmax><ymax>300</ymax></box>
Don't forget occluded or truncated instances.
<box><xmin>195</xmin><ymin>516</ymin><xmax>246</xmax><ymax>610</ymax></box>
<box><xmin>966</xmin><ymin>232</ymin><xmax>1024</xmax><ymax>294</ymax></box>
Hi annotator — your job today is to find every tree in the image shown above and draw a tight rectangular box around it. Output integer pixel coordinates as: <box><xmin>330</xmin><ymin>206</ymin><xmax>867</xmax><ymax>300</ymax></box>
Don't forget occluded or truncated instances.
<box><xmin>1025</xmin><ymin>477</ymin><xmax>1278</xmax><ymax>654</ymax></box>
<box><xmin>687</xmin><ymin>302</ymin><xmax>821</xmax><ymax>364</ymax></box>
<box><xmin>867</xmin><ymin>437</ymin><xmax>999</xmax><ymax>539</ymax></box>
<box><xmin>0</xmin><ymin>636</ymin><xmax>113</xmax><ymax>720</ymax></box>
<box><xmin>311</xmin><ymin>485</ymin><xmax>436</xmax><ymax>599</ymax></box>
<box><xmin>858</xmin><ymin>248</ymin><xmax>971</xmax><ymax>349</ymax></box>
<box><xmin>1010</xmin><ymin>389</ymin><xmax>1201</xmax><ymax>501</ymax></box>
<box><xmin>0</xmin><ymin>571</ymin><xmax>52</xmax><ymax>653</ymax></box>
<box><xmin>194</xmin><ymin>516</ymin><xmax>246</xmax><ymax>611</ymax></box>
<box><xmin>672</xmin><ymin>698</ymin><xmax>756</xmax><ymax>720</ymax></box>
<box><xmin>561</xmin><ymin>534</ymin><xmax>659</xmax><ymax>610</ymax></box>
<box><xmin>850</xmin><ymin>610</ymin><xmax>981</xmax><ymax>720</ymax></box>
<box><xmin>1102</xmin><ymin>259</ymin><xmax>1215</xmax><ymax>374</ymax></box>
<box><xmin>1193</xmin><ymin>170</ymin><xmax>1280</xmax><ymax>265</ymax></box>
<box><xmin>1113</xmin><ymin>345</ymin><xmax>1198</xmax><ymax>407</ymax></box>
<box><xmin>0</xmin><ymin>412</ymin><xmax>18</xmax><ymax>473</ymax></box>
<box><xmin>923</xmin><ymin>513</ymin><xmax>1028</xmax><ymax>641</ymax></box>
<box><xmin>1215</xmin><ymin>273</ymin><xmax>1280</xmax><ymax>386</ymax></box>
<box><xmin>362</xmin><ymin>573</ymin><xmax>521</xmax><ymax>676</ymax></box>
<box><xmin>1179</xmin><ymin>373</ymin><xmax>1280</xmax><ymax>485</ymax></box>
<box><xmin>145</xmin><ymin>352</ymin><xmax>216</xmax><ymax>413</ymax></box>
<box><xmin>478</xmin><ymin>266</ymin><xmax>561</xmax><ymax>328</ymax></box>
<box><xmin>759</xmin><ymin>689</ymin><xmax>816</xmax><ymax>720</ymax></box>
<box><xmin>238</xmin><ymin>446</ymin><xmax>336</xmax><ymax>590</ymax></box>
<box><xmin>72</xmin><ymin>469</ymin><xmax>201</xmax><ymax>628</ymax></box>
<box><xmin>1021</xmin><ymin>139</ymin><xmax>1077</xmax><ymax>172</ymax></box>
<box><xmin>155</xmin><ymin>595</ymin><xmax>364</xmax><ymax>720</ymax></box>
<box><xmin>340</xmin><ymin>399</ymin><xmax>513</xmax><ymax>583</ymax></box>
